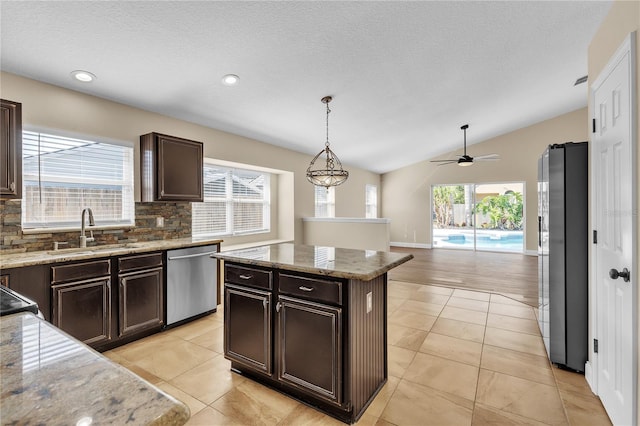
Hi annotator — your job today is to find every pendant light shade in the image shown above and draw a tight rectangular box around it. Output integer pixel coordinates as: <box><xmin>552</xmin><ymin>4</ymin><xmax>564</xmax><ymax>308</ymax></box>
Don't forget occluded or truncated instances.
<box><xmin>306</xmin><ymin>96</ymin><xmax>349</xmax><ymax>188</ymax></box>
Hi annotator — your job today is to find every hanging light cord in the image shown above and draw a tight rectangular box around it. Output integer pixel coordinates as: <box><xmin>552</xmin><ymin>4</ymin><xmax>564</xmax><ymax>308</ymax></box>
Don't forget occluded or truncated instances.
<box><xmin>325</xmin><ymin>101</ymin><xmax>331</xmax><ymax>148</ymax></box>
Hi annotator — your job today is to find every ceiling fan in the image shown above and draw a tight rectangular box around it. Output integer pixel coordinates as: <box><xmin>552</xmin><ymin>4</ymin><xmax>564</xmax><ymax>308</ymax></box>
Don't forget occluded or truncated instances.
<box><xmin>430</xmin><ymin>124</ymin><xmax>500</xmax><ymax>167</ymax></box>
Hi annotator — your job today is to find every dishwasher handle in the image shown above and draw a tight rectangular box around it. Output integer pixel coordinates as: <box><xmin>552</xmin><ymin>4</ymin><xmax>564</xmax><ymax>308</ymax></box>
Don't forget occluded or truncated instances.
<box><xmin>168</xmin><ymin>251</ymin><xmax>218</xmax><ymax>261</ymax></box>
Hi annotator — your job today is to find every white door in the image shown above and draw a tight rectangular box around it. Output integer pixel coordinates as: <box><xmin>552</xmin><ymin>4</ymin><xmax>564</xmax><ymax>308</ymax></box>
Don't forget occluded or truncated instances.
<box><xmin>591</xmin><ymin>32</ymin><xmax>637</xmax><ymax>426</ymax></box>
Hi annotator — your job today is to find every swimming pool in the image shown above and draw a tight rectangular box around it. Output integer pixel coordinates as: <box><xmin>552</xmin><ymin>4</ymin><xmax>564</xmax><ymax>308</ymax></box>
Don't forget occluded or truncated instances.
<box><xmin>433</xmin><ymin>231</ymin><xmax>524</xmax><ymax>252</ymax></box>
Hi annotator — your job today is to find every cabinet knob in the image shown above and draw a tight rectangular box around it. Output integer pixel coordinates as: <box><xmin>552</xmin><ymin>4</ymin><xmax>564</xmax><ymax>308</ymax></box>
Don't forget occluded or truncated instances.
<box><xmin>239</xmin><ymin>274</ymin><xmax>253</xmax><ymax>280</ymax></box>
<box><xmin>275</xmin><ymin>302</ymin><xmax>282</xmax><ymax>312</ymax></box>
<box><xmin>9</xmin><ymin>182</ymin><xmax>15</xmax><ymax>192</ymax></box>
<box><xmin>298</xmin><ymin>286</ymin><xmax>315</xmax><ymax>292</ymax></box>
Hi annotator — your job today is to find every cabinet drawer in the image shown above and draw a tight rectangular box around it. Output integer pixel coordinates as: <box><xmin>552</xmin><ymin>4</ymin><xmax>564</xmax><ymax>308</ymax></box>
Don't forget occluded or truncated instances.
<box><xmin>118</xmin><ymin>252</ymin><xmax>163</xmax><ymax>273</ymax></box>
<box><xmin>52</xmin><ymin>259</ymin><xmax>111</xmax><ymax>284</ymax></box>
<box><xmin>225</xmin><ymin>264</ymin><xmax>272</xmax><ymax>290</ymax></box>
<box><xmin>278</xmin><ymin>274</ymin><xmax>342</xmax><ymax>306</ymax></box>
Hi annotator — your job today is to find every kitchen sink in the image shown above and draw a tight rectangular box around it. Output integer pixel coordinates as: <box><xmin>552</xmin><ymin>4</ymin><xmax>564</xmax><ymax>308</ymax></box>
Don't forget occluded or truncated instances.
<box><xmin>46</xmin><ymin>242</ymin><xmax>147</xmax><ymax>256</ymax></box>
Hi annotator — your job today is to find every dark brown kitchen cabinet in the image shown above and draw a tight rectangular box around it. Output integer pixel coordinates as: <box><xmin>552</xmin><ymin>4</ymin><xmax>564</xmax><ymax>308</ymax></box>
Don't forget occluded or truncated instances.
<box><xmin>224</xmin><ymin>283</ymin><xmax>273</xmax><ymax>376</ymax></box>
<box><xmin>140</xmin><ymin>132</ymin><xmax>203</xmax><ymax>202</ymax></box>
<box><xmin>4</xmin><ymin>265</ymin><xmax>50</xmax><ymax>321</ymax></box>
<box><xmin>118</xmin><ymin>253</ymin><xmax>164</xmax><ymax>337</ymax></box>
<box><xmin>223</xmin><ymin>261</ymin><xmax>387</xmax><ymax>424</ymax></box>
<box><xmin>51</xmin><ymin>260</ymin><xmax>112</xmax><ymax>347</ymax></box>
<box><xmin>277</xmin><ymin>296</ymin><xmax>342</xmax><ymax>404</ymax></box>
<box><xmin>0</xmin><ymin>99</ymin><xmax>22</xmax><ymax>199</ymax></box>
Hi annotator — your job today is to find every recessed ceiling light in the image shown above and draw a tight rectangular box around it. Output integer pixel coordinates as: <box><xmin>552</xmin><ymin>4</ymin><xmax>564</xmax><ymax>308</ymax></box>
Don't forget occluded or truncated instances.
<box><xmin>221</xmin><ymin>74</ymin><xmax>239</xmax><ymax>86</ymax></box>
<box><xmin>71</xmin><ymin>70</ymin><xmax>96</xmax><ymax>83</ymax></box>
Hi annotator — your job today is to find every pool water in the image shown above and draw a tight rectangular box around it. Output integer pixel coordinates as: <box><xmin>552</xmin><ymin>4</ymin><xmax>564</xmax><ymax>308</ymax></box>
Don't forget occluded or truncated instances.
<box><xmin>433</xmin><ymin>231</ymin><xmax>524</xmax><ymax>252</ymax></box>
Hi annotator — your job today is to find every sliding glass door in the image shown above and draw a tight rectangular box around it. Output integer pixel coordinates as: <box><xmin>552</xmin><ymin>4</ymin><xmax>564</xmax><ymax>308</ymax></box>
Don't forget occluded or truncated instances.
<box><xmin>431</xmin><ymin>182</ymin><xmax>524</xmax><ymax>253</ymax></box>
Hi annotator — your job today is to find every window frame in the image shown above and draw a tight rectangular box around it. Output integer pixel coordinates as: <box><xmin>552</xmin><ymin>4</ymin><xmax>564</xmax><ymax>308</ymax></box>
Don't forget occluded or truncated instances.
<box><xmin>192</xmin><ymin>161</ymin><xmax>271</xmax><ymax>238</ymax></box>
<box><xmin>365</xmin><ymin>184</ymin><xmax>378</xmax><ymax>219</ymax></box>
<box><xmin>314</xmin><ymin>185</ymin><xmax>335</xmax><ymax>218</ymax></box>
<box><xmin>20</xmin><ymin>130</ymin><xmax>135</xmax><ymax>231</ymax></box>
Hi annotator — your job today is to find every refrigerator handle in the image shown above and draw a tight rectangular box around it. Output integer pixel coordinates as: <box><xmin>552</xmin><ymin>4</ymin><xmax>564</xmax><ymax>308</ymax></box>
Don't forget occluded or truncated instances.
<box><xmin>538</xmin><ymin>216</ymin><xmax>542</xmax><ymax>247</ymax></box>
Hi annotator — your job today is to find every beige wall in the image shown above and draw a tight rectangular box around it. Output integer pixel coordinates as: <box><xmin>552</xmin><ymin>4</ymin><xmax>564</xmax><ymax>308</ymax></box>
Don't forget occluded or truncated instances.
<box><xmin>0</xmin><ymin>72</ymin><xmax>380</xmax><ymax>247</ymax></box>
<box><xmin>586</xmin><ymin>0</ymin><xmax>639</xmax><ymax>416</ymax></box>
<box><xmin>302</xmin><ymin>218</ymin><xmax>390</xmax><ymax>251</ymax></box>
<box><xmin>381</xmin><ymin>108</ymin><xmax>588</xmax><ymax>253</ymax></box>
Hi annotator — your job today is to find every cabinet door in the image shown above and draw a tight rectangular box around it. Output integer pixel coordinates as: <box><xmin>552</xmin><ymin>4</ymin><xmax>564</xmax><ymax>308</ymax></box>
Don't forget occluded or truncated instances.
<box><xmin>157</xmin><ymin>134</ymin><xmax>203</xmax><ymax>201</ymax></box>
<box><xmin>119</xmin><ymin>267</ymin><xmax>163</xmax><ymax>337</ymax></box>
<box><xmin>6</xmin><ymin>265</ymin><xmax>51</xmax><ymax>321</ymax></box>
<box><xmin>224</xmin><ymin>284</ymin><xmax>272</xmax><ymax>375</ymax></box>
<box><xmin>277</xmin><ymin>296</ymin><xmax>342</xmax><ymax>405</ymax></box>
<box><xmin>0</xmin><ymin>99</ymin><xmax>22</xmax><ymax>199</ymax></box>
<box><xmin>52</xmin><ymin>277</ymin><xmax>111</xmax><ymax>346</ymax></box>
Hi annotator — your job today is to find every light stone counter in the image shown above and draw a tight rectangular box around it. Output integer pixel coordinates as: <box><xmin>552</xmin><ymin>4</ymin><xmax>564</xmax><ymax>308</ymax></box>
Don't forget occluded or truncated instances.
<box><xmin>1</xmin><ymin>312</ymin><xmax>189</xmax><ymax>425</ymax></box>
<box><xmin>215</xmin><ymin>243</ymin><xmax>413</xmax><ymax>281</ymax></box>
<box><xmin>0</xmin><ymin>237</ymin><xmax>223</xmax><ymax>269</ymax></box>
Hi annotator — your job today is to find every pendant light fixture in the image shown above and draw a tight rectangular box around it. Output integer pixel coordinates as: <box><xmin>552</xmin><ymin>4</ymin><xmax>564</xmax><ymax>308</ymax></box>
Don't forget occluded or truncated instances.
<box><xmin>306</xmin><ymin>96</ymin><xmax>349</xmax><ymax>188</ymax></box>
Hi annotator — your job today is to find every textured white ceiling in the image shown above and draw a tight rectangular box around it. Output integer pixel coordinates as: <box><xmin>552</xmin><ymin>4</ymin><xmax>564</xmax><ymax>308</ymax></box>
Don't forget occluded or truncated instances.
<box><xmin>0</xmin><ymin>1</ymin><xmax>611</xmax><ymax>173</ymax></box>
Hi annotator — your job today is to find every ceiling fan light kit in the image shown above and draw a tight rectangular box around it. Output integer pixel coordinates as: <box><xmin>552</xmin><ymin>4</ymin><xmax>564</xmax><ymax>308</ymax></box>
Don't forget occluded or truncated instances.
<box><xmin>430</xmin><ymin>124</ymin><xmax>500</xmax><ymax>167</ymax></box>
<box><xmin>306</xmin><ymin>96</ymin><xmax>349</xmax><ymax>188</ymax></box>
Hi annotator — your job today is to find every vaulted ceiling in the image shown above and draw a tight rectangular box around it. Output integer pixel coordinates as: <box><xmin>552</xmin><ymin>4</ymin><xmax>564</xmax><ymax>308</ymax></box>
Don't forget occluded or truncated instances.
<box><xmin>0</xmin><ymin>1</ymin><xmax>612</xmax><ymax>173</ymax></box>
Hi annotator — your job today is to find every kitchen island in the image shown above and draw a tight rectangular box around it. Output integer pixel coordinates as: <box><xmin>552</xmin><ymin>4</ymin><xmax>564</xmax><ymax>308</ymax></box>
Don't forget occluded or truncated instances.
<box><xmin>213</xmin><ymin>243</ymin><xmax>413</xmax><ymax>424</ymax></box>
<box><xmin>0</xmin><ymin>312</ymin><xmax>190</xmax><ymax>425</ymax></box>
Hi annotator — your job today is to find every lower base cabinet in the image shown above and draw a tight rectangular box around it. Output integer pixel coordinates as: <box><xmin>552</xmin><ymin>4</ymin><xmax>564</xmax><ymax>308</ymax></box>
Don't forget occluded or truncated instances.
<box><xmin>50</xmin><ymin>253</ymin><xmax>164</xmax><ymax>350</ymax></box>
<box><xmin>277</xmin><ymin>296</ymin><xmax>342</xmax><ymax>405</ymax></box>
<box><xmin>224</xmin><ymin>284</ymin><xmax>273</xmax><ymax>375</ymax></box>
<box><xmin>118</xmin><ymin>253</ymin><xmax>164</xmax><ymax>338</ymax></box>
<box><xmin>52</xmin><ymin>277</ymin><xmax>111</xmax><ymax>347</ymax></box>
<box><xmin>224</xmin><ymin>262</ymin><xmax>386</xmax><ymax>424</ymax></box>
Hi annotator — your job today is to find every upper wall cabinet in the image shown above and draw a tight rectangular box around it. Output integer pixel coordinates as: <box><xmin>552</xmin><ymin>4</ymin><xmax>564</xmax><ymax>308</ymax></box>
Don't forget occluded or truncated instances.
<box><xmin>0</xmin><ymin>99</ymin><xmax>22</xmax><ymax>199</ymax></box>
<box><xmin>140</xmin><ymin>132</ymin><xmax>203</xmax><ymax>202</ymax></box>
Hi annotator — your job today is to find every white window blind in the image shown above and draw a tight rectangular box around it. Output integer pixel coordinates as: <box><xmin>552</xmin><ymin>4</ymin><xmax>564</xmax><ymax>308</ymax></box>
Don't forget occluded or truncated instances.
<box><xmin>366</xmin><ymin>184</ymin><xmax>377</xmax><ymax>218</ymax></box>
<box><xmin>192</xmin><ymin>164</ymin><xmax>270</xmax><ymax>237</ymax></box>
<box><xmin>314</xmin><ymin>186</ymin><xmax>335</xmax><ymax>218</ymax></box>
<box><xmin>21</xmin><ymin>131</ymin><xmax>134</xmax><ymax>229</ymax></box>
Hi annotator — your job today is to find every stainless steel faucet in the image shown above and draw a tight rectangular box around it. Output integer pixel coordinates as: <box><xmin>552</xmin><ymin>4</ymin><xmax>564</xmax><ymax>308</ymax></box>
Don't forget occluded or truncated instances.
<box><xmin>80</xmin><ymin>208</ymin><xmax>95</xmax><ymax>248</ymax></box>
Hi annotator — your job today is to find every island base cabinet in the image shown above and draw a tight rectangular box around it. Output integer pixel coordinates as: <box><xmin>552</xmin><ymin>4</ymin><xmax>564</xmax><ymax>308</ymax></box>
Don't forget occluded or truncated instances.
<box><xmin>224</xmin><ymin>284</ymin><xmax>272</xmax><ymax>375</ymax></box>
<box><xmin>119</xmin><ymin>267</ymin><xmax>163</xmax><ymax>337</ymax></box>
<box><xmin>223</xmin><ymin>260</ymin><xmax>389</xmax><ymax>424</ymax></box>
<box><xmin>277</xmin><ymin>296</ymin><xmax>342</xmax><ymax>405</ymax></box>
<box><xmin>52</xmin><ymin>278</ymin><xmax>111</xmax><ymax>346</ymax></box>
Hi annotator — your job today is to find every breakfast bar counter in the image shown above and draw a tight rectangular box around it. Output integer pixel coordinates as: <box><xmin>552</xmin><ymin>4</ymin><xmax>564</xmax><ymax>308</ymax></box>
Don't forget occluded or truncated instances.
<box><xmin>214</xmin><ymin>243</ymin><xmax>413</xmax><ymax>424</ymax></box>
<box><xmin>0</xmin><ymin>312</ymin><xmax>190</xmax><ymax>425</ymax></box>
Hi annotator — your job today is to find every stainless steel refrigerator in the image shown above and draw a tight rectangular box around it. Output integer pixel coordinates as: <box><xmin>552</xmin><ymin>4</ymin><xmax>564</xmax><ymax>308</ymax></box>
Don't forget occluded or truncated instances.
<box><xmin>538</xmin><ymin>142</ymin><xmax>588</xmax><ymax>372</ymax></box>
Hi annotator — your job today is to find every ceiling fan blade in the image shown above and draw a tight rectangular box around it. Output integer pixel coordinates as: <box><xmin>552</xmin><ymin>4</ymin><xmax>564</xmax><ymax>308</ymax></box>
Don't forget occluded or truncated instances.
<box><xmin>436</xmin><ymin>160</ymin><xmax>459</xmax><ymax>166</ymax></box>
<box><xmin>430</xmin><ymin>159</ymin><xmax>460</xmax><ymax>163</ymax></box>
<box><xmin>473</xmin><ymin>154</ymin><xmax>500</xmax><ymax>161</ymax></box>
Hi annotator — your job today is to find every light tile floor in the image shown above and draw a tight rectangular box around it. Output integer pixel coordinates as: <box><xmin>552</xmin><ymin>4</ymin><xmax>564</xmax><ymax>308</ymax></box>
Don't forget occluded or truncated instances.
<box><xmin>104</xmin><ymin>280</ymin><xmax>612</xmax><ymax>425</ymax></box>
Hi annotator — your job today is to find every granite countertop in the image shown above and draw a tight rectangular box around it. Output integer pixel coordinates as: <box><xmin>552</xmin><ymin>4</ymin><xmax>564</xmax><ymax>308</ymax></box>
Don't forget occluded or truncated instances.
<box><xmin>0</xmin><ymin>237</ymin><xmax>223</xmax><ymax>269</ymax></box>
<box><xmin>0</xmin><ymin>312</ymin><xmax>189</xmax><ymax>425</ymax></box>
<box><xmin>214</xmin><ymin>243</ymin><xmax>413</xmax><ymax>281</ymax></box>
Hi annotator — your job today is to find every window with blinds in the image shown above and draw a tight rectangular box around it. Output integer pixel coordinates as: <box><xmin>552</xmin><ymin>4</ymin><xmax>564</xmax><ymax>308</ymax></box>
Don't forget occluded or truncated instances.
<box><xmin>366</xmin><ymin>184</ymin><xmax>378</xmax><ymax>218</ymax></box>
<box><xmin>314</xmin><ymin>186</ymin><xmax>335</xmax><ymax>218</ymax></box>
<box><xmin>21</xmin><ymin>131</ymin><xmax>135</xmax><ymax>229</ymax></box>
<box><xmin>192</xmin><ymin>163</ymin><xmax>270</xmax><ymax>237</ymax></box>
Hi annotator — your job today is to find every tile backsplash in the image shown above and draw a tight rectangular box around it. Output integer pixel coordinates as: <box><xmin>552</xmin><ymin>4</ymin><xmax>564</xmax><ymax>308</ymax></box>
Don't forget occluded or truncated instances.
<box><xmin>0</xmin><ymin>200</ymin><xmax>192</xmax><ymax>253</ymax></box>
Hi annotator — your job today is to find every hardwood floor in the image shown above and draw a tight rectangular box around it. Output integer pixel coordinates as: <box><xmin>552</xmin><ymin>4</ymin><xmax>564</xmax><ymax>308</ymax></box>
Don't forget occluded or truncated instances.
<box><xmin>389</xmin><ymin>247</ymin><xmax>538</xmax><ymax>307</ymax></box>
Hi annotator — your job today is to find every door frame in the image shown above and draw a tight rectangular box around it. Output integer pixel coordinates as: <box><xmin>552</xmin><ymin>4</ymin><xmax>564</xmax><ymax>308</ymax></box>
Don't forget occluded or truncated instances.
<box><xmin>586</xmin><ymin>31</ymin><xmax>638</xmax><ymax>425</ymax></box>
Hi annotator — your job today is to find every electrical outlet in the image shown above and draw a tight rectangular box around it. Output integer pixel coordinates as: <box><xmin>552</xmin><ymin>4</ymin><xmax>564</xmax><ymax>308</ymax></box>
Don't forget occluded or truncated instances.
<box><xmin>366</xmin><ymin>292</ymin><xmax>372</xmax><ymax>313</ymax></box>
<box><xmin>156</xmin><ymin>217</ymin><xmax>164</xmax><ymax>227</ymax></box>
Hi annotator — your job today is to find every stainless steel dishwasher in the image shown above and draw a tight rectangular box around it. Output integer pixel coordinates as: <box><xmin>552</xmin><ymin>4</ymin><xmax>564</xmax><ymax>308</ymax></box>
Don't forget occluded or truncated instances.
<box><xmin>166</xmin><ymin>244</ymin><xmax>218</xmax><ymax>326</ymax></box>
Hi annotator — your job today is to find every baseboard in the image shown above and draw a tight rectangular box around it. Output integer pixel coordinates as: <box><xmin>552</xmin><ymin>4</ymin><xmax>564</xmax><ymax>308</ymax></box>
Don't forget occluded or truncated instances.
<box><xmin>584</xmin><ymin>360</ymin><xmax>597</xmax><ymax>394</ymax></box>
<box><xmin>390</xmin><ymin>242</ymin><xmax>431</xmax><ymax>249</ymax></box>
<box><xmin>525</xmin><ymin>250</ymin><xmax>538</xmax><ymax>256</ymax></box>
